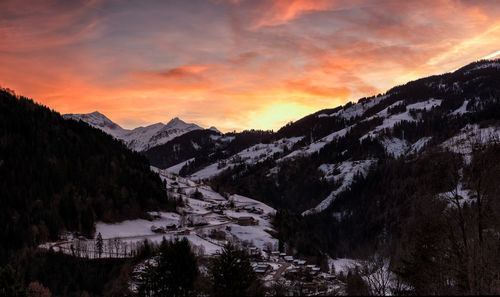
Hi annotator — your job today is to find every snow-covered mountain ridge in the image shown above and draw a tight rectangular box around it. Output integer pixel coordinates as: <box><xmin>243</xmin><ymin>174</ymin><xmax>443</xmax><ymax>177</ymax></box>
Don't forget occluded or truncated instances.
<box><xmin>63</xmin><ymin>112</ymin><xmax>207</xmax><ymax>151</ymax></box>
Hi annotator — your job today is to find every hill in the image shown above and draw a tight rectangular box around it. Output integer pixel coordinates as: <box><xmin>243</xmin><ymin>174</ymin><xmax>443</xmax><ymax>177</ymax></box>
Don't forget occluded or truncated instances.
<box><xmin>0</xmin><ymin>89</ymin><xmax>176</xmax><ymax>263</ymax></box>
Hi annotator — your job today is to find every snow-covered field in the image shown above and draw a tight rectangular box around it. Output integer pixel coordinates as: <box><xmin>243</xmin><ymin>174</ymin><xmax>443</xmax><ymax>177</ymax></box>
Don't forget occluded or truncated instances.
<box><xmin>41</xmin><ymin>168</ymin><xmax>278</xmax><ymax>257</ymax></box>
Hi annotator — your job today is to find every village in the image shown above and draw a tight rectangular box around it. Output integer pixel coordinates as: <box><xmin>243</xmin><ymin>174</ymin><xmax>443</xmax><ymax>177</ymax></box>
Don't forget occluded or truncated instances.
<box><xmin>40</xmin><ymin>169</ymin><xmax>358</xmax><ymax>295</ymax></box>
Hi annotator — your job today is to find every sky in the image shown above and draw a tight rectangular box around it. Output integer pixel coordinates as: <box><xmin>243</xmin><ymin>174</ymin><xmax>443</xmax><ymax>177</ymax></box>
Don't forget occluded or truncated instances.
<box><xmin>2</xmin><ymin>0</ymin><xmax>500</xmax><ymax>132</ymax></box>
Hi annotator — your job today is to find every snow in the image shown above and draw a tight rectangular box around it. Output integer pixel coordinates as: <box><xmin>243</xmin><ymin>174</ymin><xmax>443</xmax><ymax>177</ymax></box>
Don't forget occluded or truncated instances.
<box><xmin>96</xmin><ymin>214</ymin><xmax>179</xmax><ymax>239</ymax></box>
<box><xmin>377</xmin><ymin>112</ymin><xmax>414</xmax><ymax>131</ymax></box>
<box><xmin>331</xmin><ymin>95</ymin><xmax>389</xmax><ymax>120</ymax></box>
<box><xmin>382</xmin><ymin>138</ymin><xmax>409</xmax><ymax>158</ymax></box>
<box><xmin>408</xmin><ymin>137</ymin><xmax>432</xmax><ymax>154</ymax></box>
<box><xmin>361</xmin><ymin>99</ymin><xmax>440</xmax><ymax>141</ymax></box>
<box><xmin>437</xmin><ymin>183</ymin><xmax>474</xmax><ymax>208</ymax></box>
<box><xmin>302</xmin><ymin>159</ymin><xmax>376</xmax><ymax>215</ymax></box>
<box><xmin>361</xmin><ymin>111</ymin><xmax>415</xmax><ymax>141</ymax></box>
<box><xmin>210</xmin><ymin>134</ymin><xmax>235</xmax><ymax>143</ymax></box>
<box><xmin>165</xmin><ymin>158</ymin><xmax>195</xmax><ymax>174</ymax></box>
<box><xmin>64</xmin><ymin>111</ymin><xmax>128</xmax><ymax>137</ymax></box>
<box><xmin>328</xmin><ymin>258</ymin><xmax>362</xmax><ymax>275</ymax></box>
<box><xmin>191</xmin><ymin>141</ymin><xmax>201</xmax><ymax>150</ymax></box>
<box><xmin>362</xmin><ymin>100</ymin><xmax>404</xmax><ymax>122</ymax></box>
<box><xmin>191</xmin><ymin>137</ymin><xmax>303</xmax><ymax>179</ymax></box>
<box><xmin>64</xmin><ymin>112</ymin><xmax>203</xmax><ymax>151</ymax></box>
<box><xmin>41</xmin><ymin>170</ymin><xmax>279</xmax><ymax>258</ymax></box>
<box><xmin>208</xmin><ymin>126</ymin><xmax>221</xmax><ymax>133</ymax></box>
<box><xmin>230</xmin><ymin>194</ymin><xmax>275</xmax><ymax>216</ymax></box>
<box><xmin>464</xmin><ymin>62</ymin><xmax>500</xmax><ymax>74</ymax></box>
<box><xmin>406</xmin><ymin>98</ymin><xmax>442</xmax><ymax>111</ymax></box>
<box><xmin>225</xmin><ymin>223</ymin><xmax>278</xmax><ymax>251</ymax></box>
<box><xmin>441</xmin><ymin>124</ymin><xmax>500</xmax><ymax>154</ymax></box>
<box><xmin>280</xmin><ymin>127</ymin><xmax>350</xmax><ymax>161</ymax></box>
<box><xmin>451</xmin><ymin>100</ymin><xmax>469</xmax><ymax>115</ymax></box>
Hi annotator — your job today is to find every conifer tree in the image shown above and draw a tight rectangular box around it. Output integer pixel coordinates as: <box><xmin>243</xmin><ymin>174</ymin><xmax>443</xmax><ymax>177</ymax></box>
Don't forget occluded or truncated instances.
<box><xmin>96</xmin><ymin>232</ymin><xmax>103</xmax><ymax>258</ymax></box>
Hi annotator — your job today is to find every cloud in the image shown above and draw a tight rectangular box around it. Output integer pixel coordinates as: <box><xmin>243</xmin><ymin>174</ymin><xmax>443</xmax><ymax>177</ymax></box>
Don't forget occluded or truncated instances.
<box><xmin>286</xmin><ymin>79</ymin><xmax>351</xmax><ymax>98</ymax></box>
<box><xmin>2</xmin><ymin>0</ymin><xmax>500</xmax><ymax>131</ymax></box>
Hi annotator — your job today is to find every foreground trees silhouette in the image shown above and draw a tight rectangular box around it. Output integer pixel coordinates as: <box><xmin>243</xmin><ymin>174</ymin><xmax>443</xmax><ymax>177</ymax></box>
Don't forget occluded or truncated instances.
<box><xmin>138</xmin><ymin>238</ymin><xmax>198</xmax><ymax>297</ymax></box>
<box><xmin>208</xmin><ymin>243</ymin><xmax>263</xmax><ymax>297</ymax></box>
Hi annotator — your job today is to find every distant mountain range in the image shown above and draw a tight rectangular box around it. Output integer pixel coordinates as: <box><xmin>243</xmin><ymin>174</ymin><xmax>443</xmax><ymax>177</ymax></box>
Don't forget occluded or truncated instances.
<box><xmin>63</xmin><ymin>111</ymin><xmax>219</xmax><ymax>151</ymax></box>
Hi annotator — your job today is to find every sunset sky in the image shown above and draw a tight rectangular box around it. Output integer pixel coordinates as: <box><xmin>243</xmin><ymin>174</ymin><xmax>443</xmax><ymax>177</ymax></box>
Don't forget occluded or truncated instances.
<box><xmin>2</xmin><ymin>0</ymin><xmax>500</xmax><ymax>132</ymax></box>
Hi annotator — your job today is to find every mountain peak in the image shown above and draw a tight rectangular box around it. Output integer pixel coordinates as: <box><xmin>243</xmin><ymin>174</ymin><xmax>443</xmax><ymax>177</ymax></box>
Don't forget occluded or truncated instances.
<box><xmin>209</xmin><ymin>126</ymin><xmax>221</xmax><ymax>134</ymax></box>
<box><xmin>64</xmin><ymin>111</ymin><xmax>118</xmax><ymax>129</ymax></box>
<box><xmin>64</xmin><ymin>111</ymin><xmax>205</xmax><ymax>151</ymax></box>
<box><xmin>90</xmin><ymin>111</ymin><xmax>104</xmax><ymax>116</ymax></box>
<box><xmin>165</xmin><ymin>117</ymin><xmax>202</xmax><ymax>130</ymax></box>
<box><xmin>166</xmin><ymin>117</ymin><xmax>184</xmax><ymax>126</ymax></box>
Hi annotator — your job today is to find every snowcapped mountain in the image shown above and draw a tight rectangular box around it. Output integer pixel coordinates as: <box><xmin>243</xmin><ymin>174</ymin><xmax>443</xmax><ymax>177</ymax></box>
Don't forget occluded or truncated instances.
<box><xmin>63</xmin><ymin>112</ymin><xmax>205</xmax><ymax>151</ymax></box>
<box><xmin>64</xmin><ymin>111</ymin><xmax>127</xmax><ymax>136</ymax></box>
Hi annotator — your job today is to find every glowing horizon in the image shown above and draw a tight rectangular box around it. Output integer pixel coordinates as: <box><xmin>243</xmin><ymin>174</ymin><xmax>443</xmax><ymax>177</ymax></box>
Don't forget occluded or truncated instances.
<box><xmin>2</xmin><ymin>0</ymin><xmax>500</xmax><ymax>132</ymax></box>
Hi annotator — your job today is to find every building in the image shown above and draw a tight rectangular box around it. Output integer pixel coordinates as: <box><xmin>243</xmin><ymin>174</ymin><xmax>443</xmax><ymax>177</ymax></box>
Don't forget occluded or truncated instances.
<box><xmin>249</xmin><ymin>247</ymin><xmax>260</xmax><ymax>256</ymax></box>
<box><xmin>166</xmin><ymin>224</ymin><xmax>177</xmax><ymax>230</ymax></box>
<box><xmin>150</xmin><ymin>225</ymin><xmax>165</xmax><ymax>233</ymax></box>
<box><xmin>176</xmin><ymin>229</ymin><xmax>191</xmax><ymax>235</ymax></box>
<box><xmin>236</xmin><ymin>216</ymin><xmax>258</xmax><ymax>226</ymax></box>
<box><xmin>254</xmin><ymin>263</ymin><xmax>270</xmax><ymax>274</ymax></box>
<box><xmin>284</xmin><ymin>256</ymin><xmax>294</xmax><ymax>262</ymax></box>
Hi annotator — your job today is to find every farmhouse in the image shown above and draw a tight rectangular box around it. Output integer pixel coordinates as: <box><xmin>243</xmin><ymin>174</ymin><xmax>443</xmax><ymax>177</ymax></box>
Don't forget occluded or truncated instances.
<box><xmin>150</xmin><ymin>225</ymin><xmax>165</xmax><ymax>233</ymax></box>
<box><xmin>254</xmin><ymin>263</ymin><xmax>270</xmax><ymax>274</ymax></box>
<box><xmin>236</xmin><ymin>216</ymin><xmax>258</xmax><ymax>226</ymax></box>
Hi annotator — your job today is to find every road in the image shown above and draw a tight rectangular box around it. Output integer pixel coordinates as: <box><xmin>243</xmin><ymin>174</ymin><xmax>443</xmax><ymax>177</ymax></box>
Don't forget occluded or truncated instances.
<box><xmin>273</xmin><ymin>262</ymin><xmax>291</xmax><ymax>280</ymax></box>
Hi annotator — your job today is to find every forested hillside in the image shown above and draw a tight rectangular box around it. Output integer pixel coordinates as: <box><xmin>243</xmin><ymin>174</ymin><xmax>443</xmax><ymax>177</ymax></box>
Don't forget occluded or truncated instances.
<box><xmin>0</xmin><ymin>89</ymin><xmax>175</xmax><ymax>263</ymax></box>
<box><xmin>203</xmin><ymin>60</ymin><xmax>500</xmax><ymax>294</ymax></box>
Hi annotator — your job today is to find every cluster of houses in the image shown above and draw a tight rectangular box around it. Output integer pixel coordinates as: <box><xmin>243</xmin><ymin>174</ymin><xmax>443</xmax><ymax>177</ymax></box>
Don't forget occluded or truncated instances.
<box><xmin>150</xmin><ymin>223</ymin><xmax>191</xmax><ymax>235</ymax></box>
<box><xmin>254</xmin><ymin>263</ymin><xmax>271</xmax><ymax>274</ymax></box>
<box><xmin>248</xmin><ymin>250</ymin><xmax>341</xmax><ymax>295</ymax></box>
<box><xmin>252</xmin><ymin>252</ymin><xmax>325</xmax><ymax>275</ymax></box>
<box><xmin>207</xmin><ymin>201</ymin><xmax>265</xmax><ymax>216</ymax></box>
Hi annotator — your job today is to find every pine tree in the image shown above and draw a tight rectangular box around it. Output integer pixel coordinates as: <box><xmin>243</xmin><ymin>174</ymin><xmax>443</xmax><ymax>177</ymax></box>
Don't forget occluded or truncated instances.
<box><xmin>0</xmin><ymin>265</ymin><xmax>24</xmax><ymax>297</ymax></box>
<box><xmin>138</xmin><ymin>237</ymin><xmax>198</xmax><ymax>297</ymax></box>
<box><xmin>209</xmin><ymin>243</ymin><xmax>262</xmax><ymax>297</ymax></box>
<box><xmin>96</xmin><ymin>232</ymin><xmax>103</xmax><ymax>258</ymax></box>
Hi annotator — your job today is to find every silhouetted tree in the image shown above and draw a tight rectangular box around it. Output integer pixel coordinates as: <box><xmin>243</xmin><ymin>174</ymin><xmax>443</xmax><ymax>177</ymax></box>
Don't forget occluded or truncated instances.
<box><xmin>209</xmin><ymin>243</ymin><xmax>263</xmax><ymax>297</ymax></box>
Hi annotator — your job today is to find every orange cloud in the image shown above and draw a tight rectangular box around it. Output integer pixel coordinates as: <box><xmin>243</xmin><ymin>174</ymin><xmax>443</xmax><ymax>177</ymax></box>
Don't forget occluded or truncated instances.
<box><xmin>251</xmin><ymin>0</ymin><xmax>331</xmax><ymax>28</ymax></box>
<box><xmin>2</xmin><ymin>0</ymin><xmax>500</xmax><ymax>132</ymax></box>
<box><xmin>286</xmin><ymin>79</ymin><xmax>351</xmax><ymax>98</ymax></box>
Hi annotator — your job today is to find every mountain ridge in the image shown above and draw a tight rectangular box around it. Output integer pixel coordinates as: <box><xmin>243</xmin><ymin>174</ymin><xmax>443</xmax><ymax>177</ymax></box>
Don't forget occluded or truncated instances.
<box><xmin>63</xmin><ymin>112</ymin><xmax>209</xmax><ymax>151</ymax></box>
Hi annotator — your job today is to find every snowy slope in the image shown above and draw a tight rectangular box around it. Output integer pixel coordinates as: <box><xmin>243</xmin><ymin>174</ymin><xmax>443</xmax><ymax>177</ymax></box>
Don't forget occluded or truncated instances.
<box><xmin>280</xmin><ymin>127</ymin><xmax>350</xmax><ymax>161</ymax></box>
<box><xmin>302</xmin><ymin>159</ymin><xmax>376</xmax><ymax>216</ymax></box>
<box><xmin>190</xmin><ymin>137</ymin><xmax>303</xmax><ymax>179</ymax></box>
<box><xmin>441</xmin><ymin>124</ymin><xmax>500</xmax><ymax>155</ymax></box>
<box><xmin>64</xmin><ymin>111</ymin><xmax>128</xmax><ymax>137</ymax></box>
